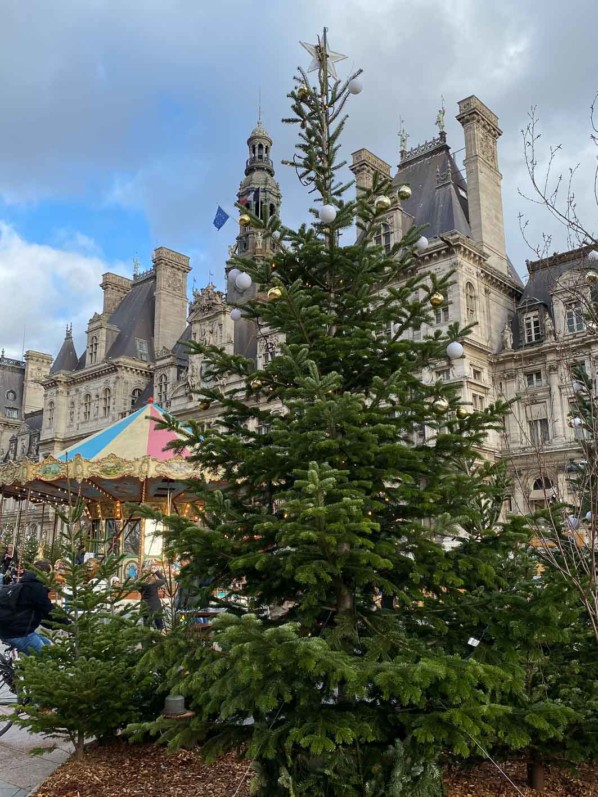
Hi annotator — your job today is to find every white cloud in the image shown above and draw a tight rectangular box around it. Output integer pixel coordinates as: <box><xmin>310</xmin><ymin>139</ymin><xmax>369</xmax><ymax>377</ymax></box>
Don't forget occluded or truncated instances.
<box><xmin>0</xmin><ymin>222</ymin><xmax>126</xmax><ymax>359</ymax></box>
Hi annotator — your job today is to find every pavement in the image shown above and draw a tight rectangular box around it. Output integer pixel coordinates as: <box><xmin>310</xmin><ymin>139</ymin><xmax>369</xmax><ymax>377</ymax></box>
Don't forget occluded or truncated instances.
<box><xmin>0</xmin><ymin>722</ymin><xmax>72</xmax><ymax>797</ymax></box>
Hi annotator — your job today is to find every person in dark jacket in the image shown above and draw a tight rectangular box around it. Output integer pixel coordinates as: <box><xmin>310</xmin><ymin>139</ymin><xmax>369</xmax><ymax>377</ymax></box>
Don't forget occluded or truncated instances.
<box><xmin>0</xmin><ymin>560</ymin><xmax>61</xmax><ymax>654</ymax></box>
<box><xmin>139</xmin><ymin>567</ymin><xmax>166</xmax><ymax>630</ymax></box>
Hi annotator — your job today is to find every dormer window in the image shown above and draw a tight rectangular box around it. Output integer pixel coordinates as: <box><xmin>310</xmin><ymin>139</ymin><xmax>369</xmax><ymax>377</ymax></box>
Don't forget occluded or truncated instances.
<box><xmin>465</xmin><ymin>282</ymin><xmax>476</xmax><ymax>322</ymax></box>
<box><xmin>136</xmin><ymin>339</ymin><xmax>149</xmax><ymax>362</ymax></box>
<box><xmin>89</xmin><ymin>335</ymin><xmax>98</xmax><ymax>365</ymax></box>
<box><xmin>524</xmin><ymin>312</ymin><xmax>542</xmax><ymax>344</ymax></box>
<box><xmin>374</xmin><ymin>223</ymin><xmax>392</xmax><ymax>254</ymax></box>
<box><xmin>565</xmin><ymin>301</ymin><xmax>585</xmax><ymax>334</ymax></box>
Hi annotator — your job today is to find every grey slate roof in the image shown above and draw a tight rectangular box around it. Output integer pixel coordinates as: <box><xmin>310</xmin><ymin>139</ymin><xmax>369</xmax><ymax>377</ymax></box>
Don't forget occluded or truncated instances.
<box><xmin>173</xmin><ymin>324</ymin><xmax>192</xmax><ymax>366</ymax></box>
<box><xmin>394</xmin><ymin>138</ymin><xmax>471</xmax><ymax>239</ymax></box>
<box><xmin>24</xmin><ymin>410</ymin><xmax>43</xmax><ymax>432</ymax></box>
<box><xmin>51</xmin><ymin>330</ymin><xmax>79</xmax><ymax>374</ymax></box>
<box><xmin>105</xmin><ymin>276</ymin><xmax>156</xmax><ymax>361</ymax></box>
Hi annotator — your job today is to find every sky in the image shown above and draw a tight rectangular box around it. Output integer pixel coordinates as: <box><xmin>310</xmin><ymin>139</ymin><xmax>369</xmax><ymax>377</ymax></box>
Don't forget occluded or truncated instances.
<box><xmin>0</xmin><ymin>0</ymin><xmax>597</xmax><ymax>359</ymax></box>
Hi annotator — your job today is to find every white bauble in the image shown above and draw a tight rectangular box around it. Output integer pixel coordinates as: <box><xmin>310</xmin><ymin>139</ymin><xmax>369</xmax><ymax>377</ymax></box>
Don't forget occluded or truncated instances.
<box><xmin>567</xmin><ymin>515</ymin><xmax>580</xmax><ymax>531</ymax></box>
<box><xmin>588</xmin><ymin>249</ymin><xmax>598</xmax><ymax>261</ymax></box>
<box><xmin>586</xmin><ymin>511</ymin><xmax>593</xmax><ymax>522</ymax></box>
<box><xmin>446</xmin><ymin>341</ymin><xmax>464</xmax><ymax>360</ymax></box>
<box><xmin>235</xmin><ymin>272</ymin><xmax>252</xmax><ymax>291</ymax></box>
<box><xmin>416</xmin><ymin>236</ymin><xmax>428</xmax><ymax>251</ymax></box>
<box><xmin>572</xmin><ymin>380</ymin><xmax>585</xmax><ymax>393</ymax></box>
<box><xmin>228</xmin><ymin>268</ymin><xmax>241</xmax><ymax>281</ymax></box>
<box><xmin>348</xmin><ymin>78</ymin><xmax>363</xmax><ymax>95</ymax></box>
<box><xmin>572</xmin><ymin>417</ymin><xmax>583</xmax><ymax>428</ymax></box>
<box><xmin>230</xmin><ymin>308</ymin><xmax>242</xmax><ymax>321</ymax></box>
<box><xmin>319</xmin><ymin>204</ymin><xmax>337</xmax><ymax>224</ymax></box>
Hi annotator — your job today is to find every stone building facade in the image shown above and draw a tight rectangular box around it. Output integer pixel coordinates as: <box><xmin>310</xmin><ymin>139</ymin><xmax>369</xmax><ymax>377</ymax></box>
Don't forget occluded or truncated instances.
<box><xmin>0</xmin><ymin>96</ymin><xmax>593</xmax><ymax>550</ymax></box>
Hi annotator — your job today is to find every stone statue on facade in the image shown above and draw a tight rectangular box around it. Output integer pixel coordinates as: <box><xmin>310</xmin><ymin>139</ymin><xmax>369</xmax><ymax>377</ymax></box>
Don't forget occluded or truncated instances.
<box><xmin>502</xmin><ymin>321</ymin><xmax>513</xmax><ymax>351</ymax></box>
<box><xmin>544</xmin><ymin>313</ymin><xmax>555</xmax><ymax>339</ymax></box>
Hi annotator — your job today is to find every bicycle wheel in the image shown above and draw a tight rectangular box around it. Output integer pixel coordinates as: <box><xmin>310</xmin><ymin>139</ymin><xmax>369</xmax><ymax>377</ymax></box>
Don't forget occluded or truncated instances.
<box><xmin>0</xmin><ymin>655</ymin><xmax>18</xmax><ymax>737</ymax></box>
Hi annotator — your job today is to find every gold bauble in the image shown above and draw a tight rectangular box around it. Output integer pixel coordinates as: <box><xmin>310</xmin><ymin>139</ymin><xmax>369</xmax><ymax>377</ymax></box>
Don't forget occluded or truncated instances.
<box><xmin>456</xmin><ymin>406</ymin><xmax>471</xmax><ymax>419</ymax></box>
<box><xmin>267</xmin><ymin>287</ymin><xmax>283</xmax><ymax>301</ymax></box>
<box><xmin>250</xmin><ymin>378</ymin><xmax>262</xmax><ymax>389</ymax></box>
<box><xmin>586</xmin><ymin>270</ymin><xmax>598</xmax><ymax>283</ymax></box>
<box><xmin>297</xmin><ymin>84</ymin><xmax>310</xmax><ymax>100</ymax></box>
<box><xmin>374</xmin><ymin>195</ymin><xmax>392</xmax><ymax>211</ymax></box>
<box><xmin>239</xmin><ymin>214</ymin><xmax>251</xmax><ymax>227</ymax></box>
<box><xmin>199</xmin><ymin>400</ymin><xmax>211</xmax><ymax>411</ymax></box>
<box><xmin>432</xmin><ymin>398</ymin><xmax>450</xmax><ymax>414</ymax></box>
<box><xmin>397</xmin><ymin>184</ymin><xmax>412</xmax><ymax>201</ymax></box>
<box><xmin>430</xmin><ymin>292</ymin><xmax>445</xmax><ymax>308</ymax></box>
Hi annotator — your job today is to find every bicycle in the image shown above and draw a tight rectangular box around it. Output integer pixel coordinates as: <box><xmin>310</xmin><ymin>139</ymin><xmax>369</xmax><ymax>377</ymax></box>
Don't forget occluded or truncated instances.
<box><xmin>0</xmin><ymin>645</ymin><xmax>22</xmax><ymax>738</ymax></box>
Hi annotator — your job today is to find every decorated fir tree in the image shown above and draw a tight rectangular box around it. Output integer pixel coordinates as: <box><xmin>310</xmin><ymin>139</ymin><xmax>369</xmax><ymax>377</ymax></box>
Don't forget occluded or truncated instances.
<box><xmin>139</xmin><ymin>30</ymin><xmax>576</xmax><ymax>795</ymax></box>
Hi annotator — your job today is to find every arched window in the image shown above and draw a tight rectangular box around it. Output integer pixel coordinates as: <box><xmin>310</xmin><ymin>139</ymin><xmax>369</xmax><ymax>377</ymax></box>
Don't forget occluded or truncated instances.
<box><xmin>257</xmin><ymin>143</ymin><xmax>264</xmax><ymax>160</ymax></box>
<box><xmin>102</xmin><ymin>387</ymin><xmax>111</xmax><ymax>417</ymax></box>
<box><xmin>131</xmin><ymin>388</ymin><xmax>142</xmax><ymax>409</ymax></box>
<box><xmin>47</xmin><ymin>401</ymin><xmax>55</xmax><ymax>427</ymax></box>
<box><xmin>157</xmin><ymin>374</ymin><xmax>168</xmax><ymax>405</ymax></box>
<box><xmin>269</xmin><ymin>203</ymin><xmax>276</xmax><ymax>218</ymax></box>
<box><xmin>465</xmin><ymin>282</ymin><xmax>476</xmax><ymax>322</ymax></box>
<box><xmin>533</xmin><ymin>476</ymin><xmax>553</xmax><ymax>491</ymax></box>
<box><xmin>83</xmin><ymin>393</ymin><xmax>91</xmax><ymax>422</ymax></box>
<box><xmin>89</xmin><ymin>335</ymin><xmax>98</xmax><ymax>365</ymax></box>
<box><xmin>374</xmin><ymin>223</ymin><xmax>392</xmax><ymax>254</ymax></box>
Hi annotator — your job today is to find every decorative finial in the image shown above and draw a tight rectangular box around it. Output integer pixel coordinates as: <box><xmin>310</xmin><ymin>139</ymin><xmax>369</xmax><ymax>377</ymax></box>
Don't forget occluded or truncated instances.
<box><xmin>65</xmin><ymin>323</ymin><xmax>72</xmax><ymax>339</ymax></box>
<box><xmin>258</xmin><ymin>88</ymin><xmax>262</xmax><ymax>124</ymax></box>
<box><xmin>398</xmin><ymin>117</ymin><xmax>409</xmax><ymax>156</ymax></box>
<box><xmin>133</xmin><ymin>257</ymin><xmax>140</xmax><ymax>277</ymax></box>
<box><xmin>435</xmin><ymin>96</ymin><xmax>446</xmax><ymax>137</ymax></box>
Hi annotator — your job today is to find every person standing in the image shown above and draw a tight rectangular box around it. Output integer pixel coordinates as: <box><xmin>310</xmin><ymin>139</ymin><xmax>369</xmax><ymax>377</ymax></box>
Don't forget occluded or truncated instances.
<box><xmin>139</xmin><ymin>567</ymin><xmax>166</xmax><ymax>630</ymax></box>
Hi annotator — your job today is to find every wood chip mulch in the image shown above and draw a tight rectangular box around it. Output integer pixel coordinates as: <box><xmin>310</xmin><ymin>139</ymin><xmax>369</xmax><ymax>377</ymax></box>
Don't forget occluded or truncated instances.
<box><xmin>32</xmin><ymin>741</ymin><xmax>252</xmax><ymax>797</ymax></box>
<box><xmin>31</xmin><ymin>741</ymin><xmax>598</xmax><ymax>797</ymax></box>
<box><xmin>445</xmin><ymin>760</ymin><xmax>598</xmax><ymax>796</ymax></box>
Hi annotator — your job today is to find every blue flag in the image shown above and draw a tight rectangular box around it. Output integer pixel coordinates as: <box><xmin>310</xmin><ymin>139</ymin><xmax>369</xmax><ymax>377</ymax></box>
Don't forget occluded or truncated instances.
<box><xmin>213</xmin><ymin>206</ymin><xmax>230</xmax><ymax>231</ymax></box>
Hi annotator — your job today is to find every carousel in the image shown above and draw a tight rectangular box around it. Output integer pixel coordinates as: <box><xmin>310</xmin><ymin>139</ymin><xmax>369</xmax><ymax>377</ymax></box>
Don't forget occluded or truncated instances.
<box><xmin>0</xmin><ymin>399</ymin><xmax>204</xmax><ymax>580</ymax></box>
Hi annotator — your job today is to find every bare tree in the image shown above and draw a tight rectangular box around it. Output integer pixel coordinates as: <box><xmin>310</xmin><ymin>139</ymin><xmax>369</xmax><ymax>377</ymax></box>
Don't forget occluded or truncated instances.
<box><xmin>519</xmin><ymin>94</ymin><xmax>598</xmax><ymax>260</ymax></box>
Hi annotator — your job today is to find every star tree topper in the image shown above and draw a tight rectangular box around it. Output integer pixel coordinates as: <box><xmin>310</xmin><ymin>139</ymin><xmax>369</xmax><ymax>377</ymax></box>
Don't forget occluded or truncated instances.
<box><xmin>300</xmin><ymin>33</ymin><xmax>347</xmax><ymax>80</ymax></box>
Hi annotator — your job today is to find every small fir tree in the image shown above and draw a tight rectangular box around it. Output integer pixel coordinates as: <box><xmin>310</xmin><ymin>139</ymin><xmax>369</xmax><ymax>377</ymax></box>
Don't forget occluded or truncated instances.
<box><xmin>14</xmin><ymin>500</ymin><xmax>163</xmax><ymax>759</ymax></box>
<box><xmin>138</xmin><ymin>31</ymin><xmax>578</xmax><ymax>795</ymax></box>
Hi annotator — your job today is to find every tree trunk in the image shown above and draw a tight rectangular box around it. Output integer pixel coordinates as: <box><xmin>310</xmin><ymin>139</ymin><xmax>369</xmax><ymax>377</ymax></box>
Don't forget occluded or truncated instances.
<box><xmin>74</xmin><ymin>730</ymin><xmax>85</xmax><ymax>761</ymax></box>
<box><xmin>527</xmin><ymin>760</ymin><xmax>545</xmax><ymax>791</ymax></box>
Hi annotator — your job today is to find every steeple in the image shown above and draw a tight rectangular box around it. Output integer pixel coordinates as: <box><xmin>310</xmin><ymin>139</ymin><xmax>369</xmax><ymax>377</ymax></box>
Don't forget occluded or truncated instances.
<box><xmin>51</xmin><ymin>324</ymin><xmax>79</xmax><ymax>374</ymax></box>
<box><xmin>235</xmin><ymin>119</ymin><xmax>282</xmax><ymax>258</ymax></box>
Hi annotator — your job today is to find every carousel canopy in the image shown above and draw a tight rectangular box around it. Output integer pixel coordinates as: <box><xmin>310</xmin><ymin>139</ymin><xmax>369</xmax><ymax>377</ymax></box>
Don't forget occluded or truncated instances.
<box><xmin>56</xmin><ymin>401</ymin><xmax>189</xmax><ymax>463</ymax></box>
<box><xmin>0</xmin><ymin>400</ymin><xmax>204</xmax><ymax>510</ymax></box>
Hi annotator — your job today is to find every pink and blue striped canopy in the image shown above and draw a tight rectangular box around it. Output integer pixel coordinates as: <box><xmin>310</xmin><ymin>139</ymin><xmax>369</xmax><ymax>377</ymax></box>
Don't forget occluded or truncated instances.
<box><xmin>57</xmin><ymin>401</ymin><xmax>189</xmax><ymax>463</ymax></box>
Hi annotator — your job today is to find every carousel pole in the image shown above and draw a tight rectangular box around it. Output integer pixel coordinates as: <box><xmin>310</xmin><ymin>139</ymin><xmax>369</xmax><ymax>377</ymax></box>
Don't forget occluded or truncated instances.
<box><xmin>38</xmin><ymin>502</ymin><xmax>47</xmax><ymax>558</ymax></box>
<box><xmin>138</xmin><ymin>478</ymin><xmax>147</xmax><ymax>572</ymax></box>
<box><xmin>16</xmin><ymin>489</ymin><xmax>31</xmax><ymax>580</ymax></box>
<box><xmin>13</xmin><ymin>499</ymin><xmax>23</xmax><ymax>551</ymax></box>
<box><xmin>50</xmin><ymin>509</ymin><xmax>58</xmax><ymax>559</ymax></box>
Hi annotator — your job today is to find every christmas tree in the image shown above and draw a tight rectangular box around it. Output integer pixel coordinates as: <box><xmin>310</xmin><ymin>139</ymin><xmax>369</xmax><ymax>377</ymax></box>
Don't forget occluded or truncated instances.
<box><xmin>14</xmin><ymin>501</ymin><xmax>162</xmax><ymax>759</ymax></box>
<box><xmin>141</xmin><ymin>30</ymin><xmax>572</xmax><ymax>795</ymax></box>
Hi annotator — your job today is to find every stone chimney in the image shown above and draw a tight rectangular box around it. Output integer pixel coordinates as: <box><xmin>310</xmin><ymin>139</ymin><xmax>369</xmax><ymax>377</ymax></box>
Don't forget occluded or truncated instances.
<box><xmin>456</xmin><ymin>96</ymin><xmax>508</xmax><ymax>273</ymax></box>
<box><xmin>23</xmin><ymin>350</ymin><xmax>52</xmax><ymax>413</ymax></box>
<box><xmin>350</xmin><ymin>149</ymin><xmax>391</xmax><ymax>194</ymax></box>
<box><xmin>100</xmin><ymin>273</ymin><xmax>132</xmax><ymax>315</ymax></box>
<box><xmin>153</xmin><ymin>247</ymin><xmax>192</xmax><ymax>353</ymax></box>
